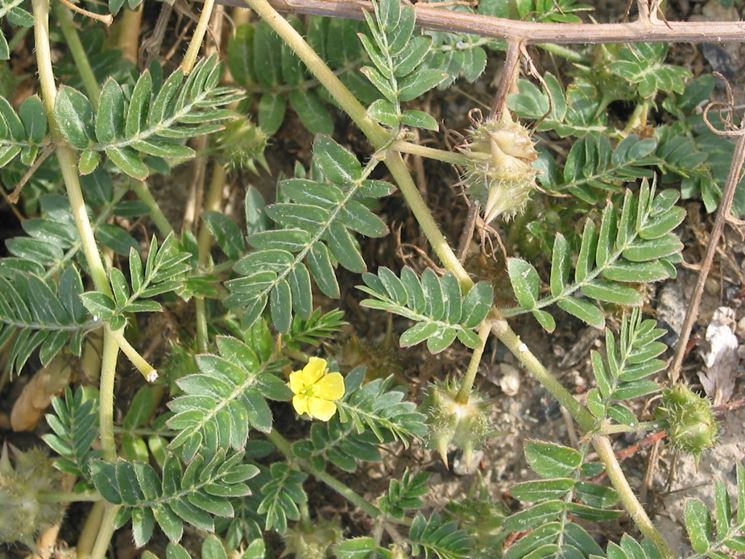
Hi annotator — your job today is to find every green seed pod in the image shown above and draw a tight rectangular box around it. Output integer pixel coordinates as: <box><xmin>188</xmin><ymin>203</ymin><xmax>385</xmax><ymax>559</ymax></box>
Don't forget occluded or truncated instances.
<box><xmin>461</xmin><ymin>112</ymin><xmax>538</xmax><ymax>224</ymax></box>
<box><xmin>217</xmin><ymin>117</ymin><xmax>269</xmax><ymax>174</ymax></box>
<box><xmin>0</xmin><ymin>444</ymin><xmax>64</xmax><ymax>545</ymax></box>
<box><xmin>656</xmin><ymin>384</ymin><xmax>718</xmax><ymax>460</ymax></box>
<box><xmin>282</xmin><ymin>516</ymin><xmax>343</xmax><ymax>559</ymax></box>
<box><xmin>423</xmin><ymin>379</ymin><xmax>491</xmax><ymax>467</ymax></box>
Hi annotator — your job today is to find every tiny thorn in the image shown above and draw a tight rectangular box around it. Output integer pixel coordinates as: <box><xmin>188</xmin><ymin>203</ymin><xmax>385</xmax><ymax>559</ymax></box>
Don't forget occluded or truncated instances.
<box><xmin>59</xmin><ymin>0</ymin><xmax>114</xmax><ymax>26</ymax></box>
<box><xmin>437</xmin><ymin>439</ymin><xmax>449</xmax><ymax>468</ymax></box>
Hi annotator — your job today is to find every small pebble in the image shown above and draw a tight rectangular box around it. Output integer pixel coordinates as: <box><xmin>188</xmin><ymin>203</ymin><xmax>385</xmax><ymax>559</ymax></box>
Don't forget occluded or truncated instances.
<box><xmin>736</xmin><ymin>316</ymin><xmax>745</xmax><ymax>339</ymax></box>
<box><xmin>499</xmin><ymin>364</ymin><xmax>521</xmax><ymax>396</ymax></box>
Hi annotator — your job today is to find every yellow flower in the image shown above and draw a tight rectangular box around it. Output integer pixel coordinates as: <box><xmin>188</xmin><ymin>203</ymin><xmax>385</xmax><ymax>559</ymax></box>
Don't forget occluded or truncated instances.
<box><xmin>289</xmin><ymin>357</ymin><xmax>345</xmax><ymax>421</ymax></box>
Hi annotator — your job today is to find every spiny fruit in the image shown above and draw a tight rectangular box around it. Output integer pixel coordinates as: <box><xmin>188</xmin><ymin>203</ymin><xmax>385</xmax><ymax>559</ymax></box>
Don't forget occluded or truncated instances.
<box><xmin>460</xmin><ymin>111</ymin><xmax>538</xmax><ymax>224</ymax></box>
<box><xmin>656</xmin><ymin>384</ymin><xmax>718</xmax><ymax>461</ymax></box>
<box><xmin>217</xmin><ymin>117</ymin><xmax>268</xmax><ymax>174</ymax></box>
<box><xmin>0</xmin><ymin>444</ymin><xmax>64</xmax><ymax>545</ymax></box>
<box><xmin>423</xmin><ymin>379</ymin><xmax>491</xmax><ymax>468</ymax></box>
<box><xmin>282</xmin><ymin>516</ymin><xmax>343</xmax><ymax>559</ymax></box>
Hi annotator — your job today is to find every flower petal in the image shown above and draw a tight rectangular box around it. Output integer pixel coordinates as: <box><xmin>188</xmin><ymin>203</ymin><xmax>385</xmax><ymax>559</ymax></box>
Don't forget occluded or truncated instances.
<box><xmin>303</xmin><ymin>357</ymin><xmax>328</xmax><ymax>385</ymax></box>
<box><xmin>289</xmin><ymin>370</ymin><xmax>308</xmax><ymax>394</ymax></box>
<box><xmin>314</xmin><ymin>372</ymin><xmax>345</xmax><ymax>401</ymax></box>
<box><xmin>292</xmin><ymin>394</ymin><xmax>309</xmax><ymax>416</ymax></box>
<box><xmin>307</xmin><ymin>397</ymin><xmax>337</xmax><ymax>421</ymax></box>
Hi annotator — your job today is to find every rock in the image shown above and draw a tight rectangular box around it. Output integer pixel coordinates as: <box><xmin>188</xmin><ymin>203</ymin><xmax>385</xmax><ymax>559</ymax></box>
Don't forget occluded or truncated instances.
<box><xmin>699</xmin><ymin>307</ymin><xmax>740</xmax><ymax>404</ymax></box>
<box><xmin>657</xmin><ymin>282</ymin><xmax>687</xmax><ymax>346</ymax></box>
<box><xmin>498</xmin><ymin>363</ymin><xmax>521</xmax><ymax>396</ymax></box>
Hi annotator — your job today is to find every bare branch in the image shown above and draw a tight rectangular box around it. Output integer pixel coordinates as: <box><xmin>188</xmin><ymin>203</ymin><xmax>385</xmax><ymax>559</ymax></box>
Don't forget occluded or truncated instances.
<box><xmin>220</xmin><ymin>0</ymin><xmax>745</xmax><ymax>44</ymax></box>
<box><xmin>669</xmin><ymin>108</ymin><xmax>745</xmax><ymax>383</ymax></box>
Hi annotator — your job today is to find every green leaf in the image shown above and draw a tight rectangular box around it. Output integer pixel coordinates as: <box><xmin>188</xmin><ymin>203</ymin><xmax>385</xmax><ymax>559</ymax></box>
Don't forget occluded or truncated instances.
<box><xmin>398</xmin><ymin>68</ymin><xmax>447</xmax><ymax>102</ymax></box>
<box><xmin>288</xmin><ymin>90</ymin><xmax>334</xmax><ymax>135</ymax></box>
<box><xmin>257</xmin><ymin>463</ymin><xmax>307</xmax><ymax>533</ymax></box>
<box><xmin>126</xmin><ymin>70</ymin><xmax>153</xmax><ymax>137</ymax></box>
<box><xmin>0</xmin><ymin>32</ymin><xmax>8</xmax><ymax>60</ymax></box>
<box><xmin>685</xmin><ymin>498</ymin><xmax>712</xmax><ymax>554</ymax></box>
<box><xmin>55</xmin><ymin>86</ymin><xmax>95</xmax><ymax>149</ymax></box>
<box><xmin>78</xmin><ymin>149</ymin><xmax>101</xmax><ymax>175</ymax></box>
<box><xmin>524</xmin><ymin>440</ymin><xmax>582</xmax><ymax>478</ymax></box>
<box><xmin>511</xmin><ymin>478</ymin><xmax>575</xmax><ymax>502</ymax></box>
<box><xmin>105</xmin><ymin>147</ymin><xmax>149</xmax><ymax>180</ymax></box>
<box><xmin>623</xmin><ymin>234</ymin><xmax>683</xmax><ymax>262</ymax></box>
<box><xmin>557</xmin><ymin>297</ymin><xmax>606</xmax><ymax>329</ymax></box>
<box><xmin>314</xmin><ymin>135</ymin><xmax>361</xmax><ymax>184</ymax></box>
<box><xmin>335</xmin><ymin>538</ymin><xmax>380</xmax><ymax>559</ymax></box>
<box><xmin>80</xmin><ymin>292</ymin><xmax>117</xmax><ymax>320</ymax></box>
<box><xmin>550</xmin><ymin>233</ymin><xmax>569</xmax><ymax>297</ymax></box>
<box><xmin>400</xmin><ymin>110</ymin><xmax>438</xmax><ymax>131</ymax></box>
<box><xmin>507</xmin><ymin>258</ymin><xmax>540</xmax><ymax>309</ymax></box>
<box><xmin>368</xmin><ymin>99</ymin><xmax>398</xmax><ymax>128</ymax></box>
<box><xmin>95</xmin><ymin>78</ymin><xmax>125</xmax><ymax>143</ymax></box>
<box><xmin>532</xmin><ymin>309</ymin><xmax>556</xmax><ymax>332</ymax></box>
<box><xmin>504</xmin><ymin>501</ymin><xmax>565</xmax><ymax>531</ymax></box>
<box><xmin>91</xmin><ymin>452</ymin><xmax>254</xmax><ymax>545</ymax></box>
<box><xmin>409</xmin><ymin>513</ymin><xmax>471</xmax><ymax>559</ymax></box>
<box><xmin>359</xmin><ymin>268</ymin><xmax>493</xmax><ymax>354</ymax></box>
<box><xmin>203</xmin><ymin>211</ymin><xmax>245</xmax><ymax>259</ymax></box>
<box><xmin>227</xmin><ymin>24</ymin><xmax>255</xmax><ymax>87</ymax></box>
<box><xmin>96</xmin><ymin>224</ymin><xmax>139</xmax><ymax>256</ymax></box>
<box><xmin>19</xmin><ymin>95</ymin><xmax>46</xmax><ymax>143</ymax></box>
<box><xmin>581</xmin><ymin>280</ymin><xmax>643</xmax><ymax>306</ymax></box>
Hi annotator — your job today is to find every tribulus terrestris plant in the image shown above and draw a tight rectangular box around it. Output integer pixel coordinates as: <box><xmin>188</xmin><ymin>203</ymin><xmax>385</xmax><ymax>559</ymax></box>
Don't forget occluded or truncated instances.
<box><xmin>1</xmin><ymin>0</ymin><xmax>745</xmax><ymax>558</ymax></box>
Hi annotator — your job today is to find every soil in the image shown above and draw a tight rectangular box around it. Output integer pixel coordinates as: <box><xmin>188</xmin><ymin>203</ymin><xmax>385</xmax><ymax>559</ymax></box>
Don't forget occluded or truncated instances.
<box><xmin>2</xmin><ymin>1</ymin><xmax>745</xmax><ymax>557</ymax></box>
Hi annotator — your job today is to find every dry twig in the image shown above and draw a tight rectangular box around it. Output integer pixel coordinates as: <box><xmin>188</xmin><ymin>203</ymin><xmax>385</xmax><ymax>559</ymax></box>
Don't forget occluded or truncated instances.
<box><xmin>217</xmin><ymin>0</ymin><xmax>745</xmax><ymax>44</ymax></box>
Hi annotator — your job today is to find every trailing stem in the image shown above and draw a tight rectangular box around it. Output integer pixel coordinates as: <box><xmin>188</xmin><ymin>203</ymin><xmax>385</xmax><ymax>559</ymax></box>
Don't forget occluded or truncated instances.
<box><xmin>456</xmin><ymin>320</ymin><xmax>492</xmax><ymax>403</ymax></box>
<box><xmin>244</xmin><ymin>0</ymin><xmax>470</xmax><ymax>287</ymax></box>
<box><xmin>52</xmin><ymin>2</ymin><xmax>101</xmax><ymax>106</ymax></box>
<box><xmin>244</xmin><ymin>1</ymin><xmax>672</xmax><ymax>554</ymax></box>
<box><xmin>130</xmin><ymin>181</ymin><xmax>174</xmax><ymax>236</ymax></box>
<box><xmin>234</xmin><ymin>0</ymin><xmax>745</xmax><ymax>44</ymax></box>
<box><xmin>493</xmin><ymin>320</ymin><xmax>673</xmax><ymax>557</ymax></box>
<box><xmin>669</xmin><ymin>120</ymin><xmax>745</xmax><ymax>383</ymax></box>
<box><xmin>180</xmin><ymin>0</ymin><xmax>216</xmax><ymax>74</ymax></box>
<box><xmin>32</xmin><ymin>0</ymin><xmax>156</xmax><ymax>381</ymax></box>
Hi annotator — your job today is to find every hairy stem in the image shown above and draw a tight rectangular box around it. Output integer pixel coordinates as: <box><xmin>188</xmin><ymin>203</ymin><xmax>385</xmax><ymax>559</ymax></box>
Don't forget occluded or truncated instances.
<box><xmin>87</xmin><ymin>331</ymin><xmax>121</xmax><ymax>559</ymax></box>
<box><xmin>32</xmin><ymin>0</ymin><xmax>156</xmax><ymax>379</ymax></box>
<box><xmin>593</xmin><ymin>435</ymin><xmax>674</xmax><ymax>558</ymax></box>
<box><xmin>246</xmin><ymin>0</ymin><xmax>471</xmax><ymax>287</ymax></box>
<box><xmin>195</xmin><ymin>164</ymin><xmax>227</xmax><ymax>352</ymax></box>
<box><xmin>98</xmin><ymin>333</ymin><xmax>119</xmax><ymax>462</ymax></box>
<box><xmin>392</xmin><ymin>141</ymin><xmax>472</xmax><ymax>166</ymax></box>
<box><xmin>197</xmin><ymin>164</ymin><xmax>227</xmax><ymax>267</ymax></box>
<box><xmin>181</xmin><ymin>0</ymin><xmax>215</xmax><ymax>74</ymax></box>
<box><xmin>244</xmin><ymin>2</ymin><xmax>671</xmax><ymax>553</ymax></box>
<box><xmin>116</xmin><ymin>5</ymin><xmax>143</xmax><ymax>63</ymax></box>
<box><xmin>88</xmin><ymin>504</ymin><xmax>119</xmax><ymax>559</ymax></box>
<box><xmin>456</xmin><ymin>320</ymin><xmax>492</xmax><ymax>403</ymax></box>
<box><xmin>38</xmin><ymin>490</ymin><xmax>101</xmax><ymax>503</ymax></box>
<box><xmin>130</xmin><ymin>181</ymin><xmax>174</xmax><ymax>236</ymax></box>
<box><xmin>107</xmin><ymin>328</ymin><xmax>158</xmax><ymax>381</ymax></box>
<box><xmin>231</xmin><ymin>0</ymin><xmax>745</xmax><ymax>44</ymax></box>
<box><xmin>495</xmin><ymin>318</ymin><xmax>672</xmax><ymax>556</ymax></box>
<box><xmin>53</xmin><ymin>3</ymin><xmax>100</xmax><ymax>107</ymax></box>
<box><xmin>491</xmin><ymin>319</ymin><xmax>595</xmax><ymax>431</ymax></box>
<box><xmin>491</xmin><ymin>38</ymin><xmax>522</xmax><ymax>119</ymax></box>
<box><xmin>76</xmin><ymin>501</ymin><xmax>104</xmax><ymax>558</ymax></box>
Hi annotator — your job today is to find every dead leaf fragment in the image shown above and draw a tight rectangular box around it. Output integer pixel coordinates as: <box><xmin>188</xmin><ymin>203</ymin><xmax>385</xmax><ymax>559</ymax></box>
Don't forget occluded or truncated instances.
<box><xmin>10</xmin><ymin>357</ymin><xmax>72</xmax><ymax>432</ymax></box>
<box><xmin>699</xmin><ymin>307</ymin><xmax>740</xmax><ymax>405</ymax></box>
